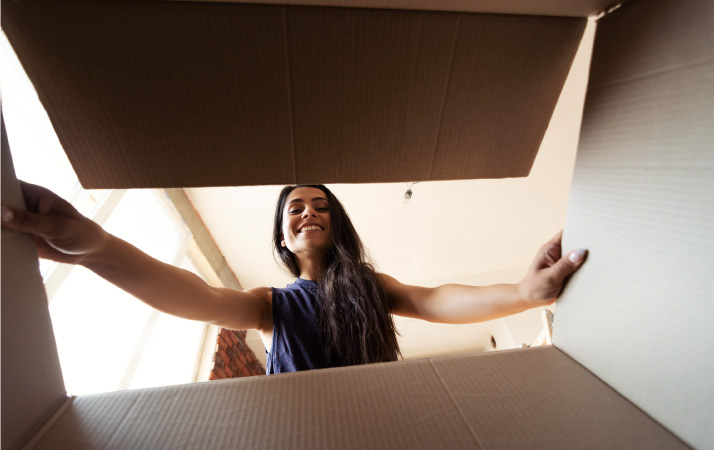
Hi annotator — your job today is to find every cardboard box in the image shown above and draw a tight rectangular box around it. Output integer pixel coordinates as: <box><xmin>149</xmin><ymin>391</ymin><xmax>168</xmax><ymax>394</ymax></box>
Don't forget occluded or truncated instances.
<box><xmin>1</xmin><ymin>0</ymin><xmax>711</xmax><ymax>448</ymax></box>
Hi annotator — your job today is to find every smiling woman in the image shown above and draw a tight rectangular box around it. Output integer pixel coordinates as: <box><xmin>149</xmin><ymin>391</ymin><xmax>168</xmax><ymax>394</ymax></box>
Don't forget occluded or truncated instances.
<box><xmin>270</xmin><ymin>185</ymin><xmax>400</xmax><ymax>372</ymax></box>
<box><xmin>1</xmin><ymin>181</ymin><xmax>587</xmax><ymax>375</ymax></box>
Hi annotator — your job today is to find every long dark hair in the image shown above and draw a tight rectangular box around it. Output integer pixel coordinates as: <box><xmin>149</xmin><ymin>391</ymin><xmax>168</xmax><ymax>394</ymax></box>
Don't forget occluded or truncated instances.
<box><xmin>273</xmin><ymin>185</ymin><xmax>401</xmax><ymax>366</ymax></box>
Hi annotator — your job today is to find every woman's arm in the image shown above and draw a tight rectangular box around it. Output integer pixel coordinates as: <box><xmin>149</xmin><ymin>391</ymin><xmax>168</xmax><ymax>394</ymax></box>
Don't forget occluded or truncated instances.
<box><xmin>381</xmin><ymin>231</ymin><xmax>586</xmax><ymax>324</ymax></box>
<box><xmin>1</xmin><ymin>181</ymin><xmax>271</xmax><ymax>332</ymax></box>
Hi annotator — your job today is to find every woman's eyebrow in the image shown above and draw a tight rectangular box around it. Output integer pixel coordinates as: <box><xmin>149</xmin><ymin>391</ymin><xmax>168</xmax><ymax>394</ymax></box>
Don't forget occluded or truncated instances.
<box><xmin>287</xmin><ymin>197</ymin><xmax>328</xmax><ymax>205</ymax></box>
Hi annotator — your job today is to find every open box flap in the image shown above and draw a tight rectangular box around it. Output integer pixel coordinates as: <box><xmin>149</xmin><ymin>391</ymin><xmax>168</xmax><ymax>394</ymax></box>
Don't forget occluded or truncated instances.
<box><xmin>554</xmin><ymin>0</ymin><xmax>714</xmax><ymax>447</ymax></box>
<box><xmin>2</xmin><ymin>2</ymin><xmax>584</xmax><ymax>188</ymax></box>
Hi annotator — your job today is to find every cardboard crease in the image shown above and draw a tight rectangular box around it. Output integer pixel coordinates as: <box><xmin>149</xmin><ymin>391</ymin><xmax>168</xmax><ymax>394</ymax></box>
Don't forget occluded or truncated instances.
<box><xmin>281</xmin><ymin>7</ymin><xmax>299</xmax><ymax>184</ymax></box>
<box><xmin>20</xmin><ymin>396</ymin><xmax>75</xmax><ymax>450</ymax></box>
<box><xmin>425</xmin><ymin>14</ymin><xmax>462</xmax><ymax>180</ymax></box>
<box><xmin>427</xmin><ymin>359</ymin><xmax>486</xmax><ymax>450</ymax></box>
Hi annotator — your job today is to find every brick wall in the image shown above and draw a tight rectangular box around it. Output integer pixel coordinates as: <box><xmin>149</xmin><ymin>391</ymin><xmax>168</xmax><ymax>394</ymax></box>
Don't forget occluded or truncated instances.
<box><xmin>210</xmin><ymin>328</ymin><xmax>264</xmax><ymax>379</ymax></box>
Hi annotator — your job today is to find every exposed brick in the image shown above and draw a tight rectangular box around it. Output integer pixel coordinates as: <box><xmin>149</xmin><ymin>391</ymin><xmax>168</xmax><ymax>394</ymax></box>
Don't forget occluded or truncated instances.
<box><xmin>209</xmin><ymin>371</ymin><xmax>219</xmax><ymax>381</ymax></box>
<box><xmin>217</xmin><ymin>335</ymin><xmax>229</xmax><ymax>351</ymax></box>
<box><xmin>211</xmin><ymin>327</ymin><xmax>265</xmax><ymax>381</ymax></box>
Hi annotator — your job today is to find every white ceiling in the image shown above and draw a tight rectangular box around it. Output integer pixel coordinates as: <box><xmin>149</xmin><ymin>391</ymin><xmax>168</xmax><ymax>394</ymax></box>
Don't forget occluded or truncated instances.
<box><xmin>186</xmin><ymin>21</ymin><xmax>595</xmax><ymax>363</ymax></box>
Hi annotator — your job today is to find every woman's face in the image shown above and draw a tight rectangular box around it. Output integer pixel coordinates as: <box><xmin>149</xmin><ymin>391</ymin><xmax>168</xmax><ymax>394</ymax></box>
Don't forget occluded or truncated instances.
<box><xmin>281</xmin><ymin>186</ymin><xmax>332</xmax><ymax>255</ymax></box>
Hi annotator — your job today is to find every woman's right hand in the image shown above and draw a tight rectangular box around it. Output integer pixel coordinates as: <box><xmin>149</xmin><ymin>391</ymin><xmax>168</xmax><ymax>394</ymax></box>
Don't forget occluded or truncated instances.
<box><xmin>1</xmin><ymin>181</ymin><xmax>109</xmax><ymax>265</ymax></box>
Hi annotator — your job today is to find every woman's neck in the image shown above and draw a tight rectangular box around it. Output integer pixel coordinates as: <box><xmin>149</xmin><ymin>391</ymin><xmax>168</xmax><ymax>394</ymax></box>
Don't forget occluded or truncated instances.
<box><xmin>296</xmin><ymin>251</ymin><xmax>326</xmax><ymax>281</ymax></box>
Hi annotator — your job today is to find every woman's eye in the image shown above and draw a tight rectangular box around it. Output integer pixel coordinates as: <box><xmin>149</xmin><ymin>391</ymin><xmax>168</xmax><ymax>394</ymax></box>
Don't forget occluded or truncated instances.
<box><xmin>317</xmin><ymin>208</ymin><xmax>329</xmax><ymax>212</ymax></box>
<box><xmin>288</xmin><ymin>209</ymin><xmax>302</xmax><ymax>214</ymax></box>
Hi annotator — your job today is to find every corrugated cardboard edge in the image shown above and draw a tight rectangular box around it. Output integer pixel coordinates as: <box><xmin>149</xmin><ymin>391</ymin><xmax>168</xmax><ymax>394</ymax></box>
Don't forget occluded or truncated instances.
<box><xmin>162</xmin><ymin>0</ymin><xmax>619</xmax><ymax>17</ymax></box>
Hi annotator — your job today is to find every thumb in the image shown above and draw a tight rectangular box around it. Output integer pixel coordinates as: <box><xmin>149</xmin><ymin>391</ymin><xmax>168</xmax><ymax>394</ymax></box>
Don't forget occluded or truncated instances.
<box><xmin>1</xmin><ymin>205</ymin><xmax>60</xmax><ymax>237</ymax></box>
<box><xmin>547</xmin><ymin>249</ymin><xmax>587</xmax><ymax>282</ymax></box>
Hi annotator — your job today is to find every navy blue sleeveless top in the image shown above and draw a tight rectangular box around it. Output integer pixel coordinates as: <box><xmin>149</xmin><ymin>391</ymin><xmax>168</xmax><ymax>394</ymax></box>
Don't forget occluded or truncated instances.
<box><xmin>266</xmin><ymin>278</ymin><xmax>341</xmax><ymax>374</ymax></box>
<box><xmin>266</xmin><ymin>278</ymin><xmax>398</xmax><ymax>374</ymax></box>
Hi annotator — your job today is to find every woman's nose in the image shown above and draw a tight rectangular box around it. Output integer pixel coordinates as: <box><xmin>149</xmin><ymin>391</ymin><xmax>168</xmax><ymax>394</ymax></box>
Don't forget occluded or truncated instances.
<box><xmin>301</xmin><ymin>207</ymin><xmax>316</xmax><ymax>218</ymax></box>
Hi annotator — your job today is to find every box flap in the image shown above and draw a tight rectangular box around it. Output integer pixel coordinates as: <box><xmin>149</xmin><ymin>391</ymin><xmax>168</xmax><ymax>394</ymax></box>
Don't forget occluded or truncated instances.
<box><xmin>2</xmin><ymin>2</ymin><xmax>584</xmax><ymax>188</ymax></box>
<box><xmin>1</xmin><ymin>117</ymin><xmax>68</xmax><ymax>450</ymax></box>
<box><xmin>29</xmin><ymin>347</ymin><xmax>686</xmax><ymax>449</ymax></box>
<box><xmin>554</xmin><ymin>0</ymin><xmax>714</xmax><ymax>448</ymax></box>
<box><xmin>32</xmin><ymin>359</ymin><xmax>478</xmax><ymax>449</ymax></box>
<box><xmin>164</xmin><ymin>0</ymin><xmax>618</xmax><ymax>17</ymax></box>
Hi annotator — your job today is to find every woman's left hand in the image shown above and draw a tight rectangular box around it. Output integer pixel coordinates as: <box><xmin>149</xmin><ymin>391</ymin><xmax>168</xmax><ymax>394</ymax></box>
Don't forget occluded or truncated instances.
<box><xmin>517</xmin><ymin>231</ymin><xmax>587</xmax><ymax>305</ymax></box>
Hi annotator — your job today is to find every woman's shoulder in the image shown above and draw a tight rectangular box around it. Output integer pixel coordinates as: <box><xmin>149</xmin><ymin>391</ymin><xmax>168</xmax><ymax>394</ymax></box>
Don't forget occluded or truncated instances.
<box><xmin>376</xmin><ymin>272</ymin><xmax>400</xmax><ymax>290</ymax></box>
<box><xmin>243</xmin><ymin>279</ymin><xmax>314</xmax><ymax>305</ymax></box>
<box><xmin>242</xmin><ymin>286</ymin><xmax>273</xmax><ymax>306</ymax></box>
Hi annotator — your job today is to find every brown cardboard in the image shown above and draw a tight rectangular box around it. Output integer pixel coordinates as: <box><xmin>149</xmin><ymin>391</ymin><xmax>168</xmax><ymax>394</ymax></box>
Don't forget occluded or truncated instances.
<box><xmin>25</xmin><ymin>347</ymin><xmax>685</xmax><ymax>449</ymax></box>
<box><xmin>1</xmin><ymin>0</ymin><xmax>709</xmax><ymax>449</ymax></box>
<box><xmin>1</xmin><ymin>118</ymin><xmax>68</xmax><ymax>450</ymax></box>
<box><xmin>170</xmin><ymin>0</ymin><xmax>619</xmax><ymax>17</ymax></box>
<box><xmin>1</xmin><ymin>2</ymin><xmax>584</xmax><ymax>188</ymax></box>
<box><xmin>554</xmin><ymin>0</ymin><xmax>714</xmax><ymax>448</ymax></box>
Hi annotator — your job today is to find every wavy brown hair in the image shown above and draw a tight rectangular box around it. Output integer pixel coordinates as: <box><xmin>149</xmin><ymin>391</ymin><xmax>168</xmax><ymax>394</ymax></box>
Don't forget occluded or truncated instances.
<box><xmin>273</xmin><ymin>185</ymin><xmax>400</xmax><ymax>366</ymax></box>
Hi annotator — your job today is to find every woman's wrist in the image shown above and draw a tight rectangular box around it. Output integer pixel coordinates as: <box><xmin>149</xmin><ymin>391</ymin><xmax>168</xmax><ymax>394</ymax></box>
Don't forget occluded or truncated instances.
<box><xmin>78</xmin><ymin>225</ymin><xmax>114</xmax><ymax>268</ymax></box>
<box><xmin>515</xmin><ymin>280</ymin><xmax>541</xmax><ymax>307</ymax></box>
